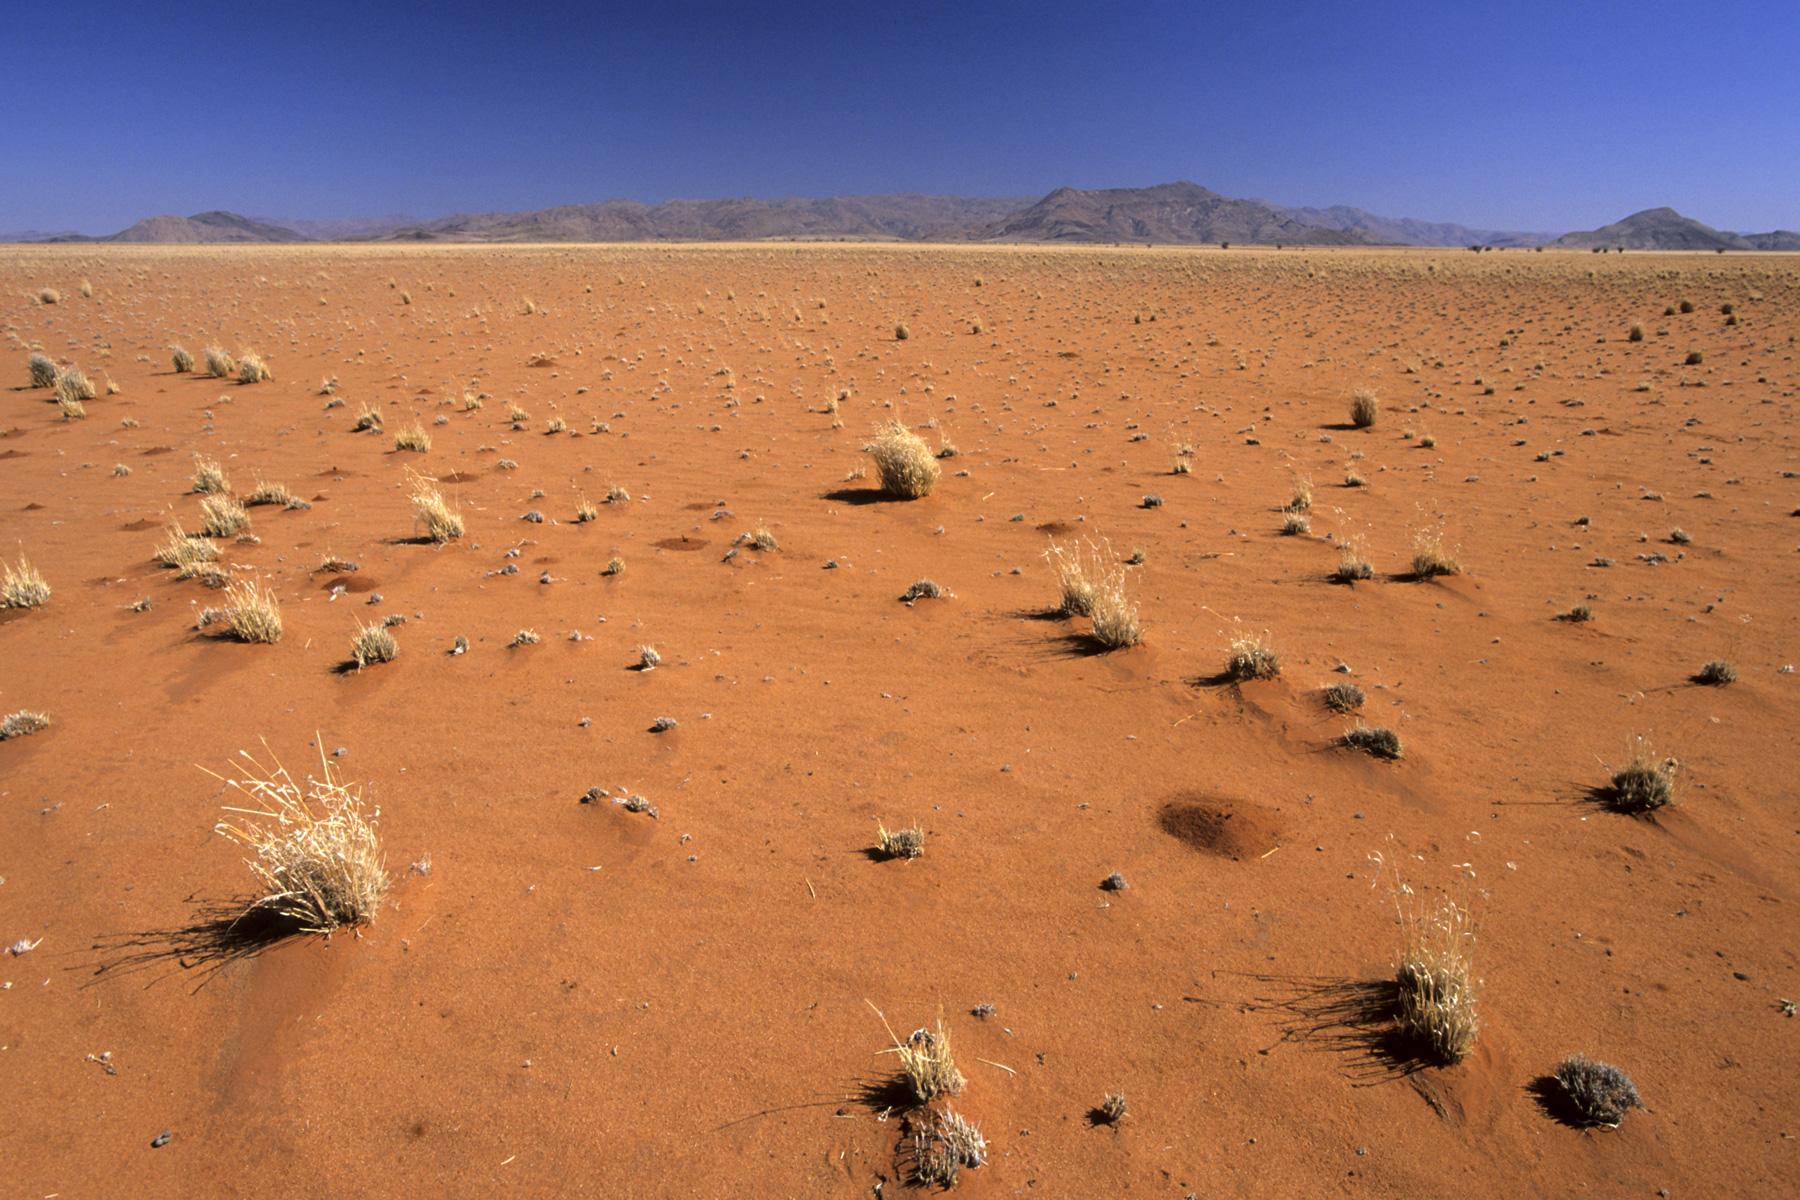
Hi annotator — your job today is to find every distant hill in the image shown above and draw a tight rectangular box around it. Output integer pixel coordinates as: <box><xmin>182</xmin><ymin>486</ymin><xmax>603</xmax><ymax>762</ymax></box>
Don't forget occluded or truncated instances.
<box><xmin>0</xmin><ymin>228</ymin><xmax>81</xmax><ymax>244</ymax></box>
<box><xmin>1277</xmin><ymin>203</ymin><xmax>1548</xmax><ymax>247</ymax></box>
<box><xmin>981</xmin><ymin>181</ymin><xmax>1370</xmax><ymax>245</ymax></box>
<box><xmin>258</xmin><ymin>214</ymin><xmax>421</xmax><ymax>240</ymax></box>
<box><xmin>385</xmin><ymin>194</ymin><xmax>1032</xmax><ymax>243</ymax></box>
<box><xmin>1550</xmin><ymin>207</ymin><xmax>1796</xmax><ymax>251</ymax></box>
<box><xmin>46</xmin><ymin>211</ymin><xmax>310</xmax><ymax>244</ymax></box>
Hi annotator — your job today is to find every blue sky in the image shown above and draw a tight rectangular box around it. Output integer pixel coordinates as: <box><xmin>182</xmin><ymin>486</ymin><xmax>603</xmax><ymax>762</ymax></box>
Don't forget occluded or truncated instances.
<box><xmin>4</xmin><ymin>0</ymin><xmax>1795</xmax><ymax>234</ymax></box>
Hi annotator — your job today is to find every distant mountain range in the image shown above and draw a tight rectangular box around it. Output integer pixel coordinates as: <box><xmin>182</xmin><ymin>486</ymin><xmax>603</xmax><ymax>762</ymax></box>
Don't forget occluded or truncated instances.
<box><xmin>15</xmin><ymin>185</ymin><xmax>1795</xmax><ymax>250</ymax></box>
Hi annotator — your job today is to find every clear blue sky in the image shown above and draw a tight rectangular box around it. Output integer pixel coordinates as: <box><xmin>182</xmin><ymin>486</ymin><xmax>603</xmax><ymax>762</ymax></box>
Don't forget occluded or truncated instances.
<box><xmin>5</xmin><ymin>0</ymin><xmax>1796</xmax><ymax>235</ymax></box>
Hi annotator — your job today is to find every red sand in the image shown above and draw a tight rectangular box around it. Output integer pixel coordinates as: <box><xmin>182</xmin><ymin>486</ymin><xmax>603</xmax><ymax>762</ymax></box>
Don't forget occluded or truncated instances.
<box><xmin>1</xmin><ymin>244</ymin><xmax>1796</xmax><ymax>1196</ymax></box>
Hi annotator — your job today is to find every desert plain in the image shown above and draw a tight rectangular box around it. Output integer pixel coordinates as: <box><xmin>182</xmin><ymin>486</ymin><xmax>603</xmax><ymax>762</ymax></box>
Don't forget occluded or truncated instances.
<box><xmin>1</xmin><ymin>242</ymin><xmax>1796</xmax><ymax>1196</ymax></box>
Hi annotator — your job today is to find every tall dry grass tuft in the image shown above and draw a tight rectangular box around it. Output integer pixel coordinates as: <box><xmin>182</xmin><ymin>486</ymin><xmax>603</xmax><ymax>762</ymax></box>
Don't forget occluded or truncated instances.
<box><xmin>1410</xmin><ymin>527</ymin><xmax>1460</xmax><ymax>578</ymax></box>
<box><xmin>1349</xmin><ymin>388</ymin><xmax>1380</xmax><ymax>428</ymax></box>
<box><xmin>28</xmin><ymin>352</ymin><xmax>59</xmax><ymax>388</ymax></box>
<box><xmin>871</xmin><ymin>1003</ymin><xmax>966</xmax><ymax>1103</ymax></box>
<box><xmin>203</xmin><ymin>346</ymin><xmax>236</xmax><ymax>378</ymax></box>
<box><xmin>171</xmin><ymin>345</ymin><xmax>194</xmax><ymax>373</ymax></box>
<box><xmin>207</xmin><ymin>742</ymin><xmax>388</xmax><ymax>933</ymax></box>
<box><xmin>199</xmin><ymin>494</ymin><xmax>252</xmax><ymax>537</ymax></box>
<box><xmin>409</xmin><ymin>470</ymin><xmax>463</xmax><ymax>542</ymax></box>
<box><xmin>1047</xmin><ymin>537</ymin><xmax>1140</xmax><ymax>647</ymax></box>
<box><xmin>1374</xmin><ymin>853</ymin><xmax>1479</xmax><ymax>1065</ymax></box>
<box><xmin>866</xmin><ymin>420</ymin><xmax>940</xmax><ymax>498</ymax></box>
<box><xmin>199</xmin><ymin>578</ymin><xmax>283</xmax><ymax>643</ymax></box>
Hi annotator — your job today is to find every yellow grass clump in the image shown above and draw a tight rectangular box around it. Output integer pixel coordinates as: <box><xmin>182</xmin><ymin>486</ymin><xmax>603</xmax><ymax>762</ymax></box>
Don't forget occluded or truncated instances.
<box><xmin>1411</xmin><ymin>527</ymin><xmax>1461</xmax><ymax>578</ymax></box>
<box><xmin>171</xmin><ymin>345</ymin><xmax>194</xmax><ymax>373</ymax></box>
<box><xmin>1376</xmin><ymin>856</ymin><xmax>1479</xmax><ymax>1065</ymax></box>
<box><xmin>200</xmin><ymin>494</ymin><xmax>252</xmax><ymax>537</ymax></box>
<box><xmin>871</xmin><ymin>1004</ymin><xmax>965</xmax><ymax>1103</ymax></box>
<box><xmin>201</xmin><ymin>578</ymin><xmax>283</xmax><ymax>643</ymax></box>
<box><xmin>203</xmin><ymin>346</ymin><xmax>236</xmax><ymax>378</ymax></box>
<box><xmin>192</xmin><ymin>455</ymin><xmax>231</xmax><ymax>495</ymax></box>
<box><xmin>1349</xmin><ymin>387</ymin><xmax>1380</xmax><ymax>428</ymax></box>
<box><xmin>351</xmin><ymin>621</ymin><xmax>398</xmax><ymax>667</ymax></box>
<box><xmin>866</xmin><ymin>419</ymin><xmax>940</xmax><ymax>499</ymax></box>
<box><xmin>237</xmin><ymin>352</ymin><xmax>272</xmax><ymax>384</ymax></box>
<box><xmin>409</xmin><ymin>471</ymin><xmax>463</xmax><ymax>542</ymax></box>
<box><xmin>393</xmin><ymin>422</ymin><xmax>432</xmax><ymax>452</ymax></box>
<box><xmin>208</xmin><ymin>742</ymin><xmax>388</xmax><ymax>933</ymax></box>
<box><xmin>2</xmin><ymin>555</ymin><xmax>51</xmax><ymax>608</ymax></box>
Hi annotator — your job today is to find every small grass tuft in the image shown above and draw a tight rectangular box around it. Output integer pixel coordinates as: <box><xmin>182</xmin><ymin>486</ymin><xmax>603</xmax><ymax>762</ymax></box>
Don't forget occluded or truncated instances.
<box><xmin>199</xmin><ymin>578</ymin><xmax>282</xmax><ymax>643</ymax></box>
<box><xmin>1343</xmin><ymin>724</ymin><xmax>1402</xmax><ymax>759</ymax></box>
<box><xmin>1226</xmin><ymin>631</ymin><xmax>1280</xmax><ymax>680</ymax></box>
<box><xmin>351</xmin><ymin>621</ymin><xmax>398</xmax><ymax>668</ymax></box>
<box><xmin>1553</xmin><ymin>1055</ymin><xmax>1641</xmax><ymax>1128</ymax></box>
<box><xmin>199</xmin><ymin>494</ymin><xmax>252</xmax><ymax>537</ymax></box>
<box><xmin>876</xmin><ymin>821</ymin><xmax>924</xmax><ymax>860</ymax></box>
<box><xmin>1321</xmin><ymin>681</ymin><xmax>1365</xmax><ymax>712</ymax></box>
<box><xmin>1</xmin><ymin>709</ymin><xmax>51</xmax><ymax>740</ymax></box>
<box><xmin>1349</xmin><ymin>388</ymin><xmax>1380</xmax><ymax>428</ymax></box>
<box><xmin>1695</xmin><ymin>658</ymin><xmax>1736</xmax><ymax>686</ymax></box>
<box><xmin>28</xmin><ymin>352</ymin><xmax>59</xmax><ymax>387</ymax></box>
<box><xmin>1607</xmin><ymin>740</ymin><xmax>1675</xmax><ymax>813</ymax></box>
<box><xmin>237</xmin><ymin>352</ymin><xmax>272</xmax><ymax>384</ymax></box>
<box><xmin>1393</xmin><ymin>886</ymin><xmax>1479</xmax><ymax>1065</ymax></box>
<box><xmin>192</xmin><ymin>455</ymin><xmax>231</xmax><ymax>495</ymax></box>
<box><xmin>1410</xmin><ymin>527</ymin><xmax>1460</xmax><ymax>578</ymax></box>
<box><xmin>409</xmin><ymin>471</ymin><xmax>463</xmax><ymax>542</ymax></box>
<box><xmin>1</xmin><ymin>555</ymin><xmax>52</xmax><ymax>608</ymax></box>
<box><xmin>393</xmin><ymin>422</ymin><xmax>432</xmax><ymax>452</ymax></box>
<box><xmin>202</xmin><ymin>346</ymin><xmax>236</xmax><ymax>378</ymax></box>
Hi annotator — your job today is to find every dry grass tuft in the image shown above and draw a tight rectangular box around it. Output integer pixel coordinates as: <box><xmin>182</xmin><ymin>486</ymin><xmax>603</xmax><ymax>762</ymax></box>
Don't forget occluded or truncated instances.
<box><xmin>243</xmin><ymin>479</ymin><xmax>292</xmax><ymax>507</ymax></box>
<box><xmin>200</xmin><ymin>578</ymin><xmax>283</xmax><ymax>643</ymax></box>
<box><xmin>637</xmin><ymin>644</ymin><xmax>661</xmax><ymax>670</ymax></box>
<box><xmin>574</xmin><ymin>496</ymin><xmax>599</xmax><ymax>523</ymax></box>
<box><xmin>1695</xmin><ymin>658</ymin><xmax>1737</xmax><ymax>686</ymax></box>
<box><xmin>409</xmin><ymin>471</ymin><xmax>463</xmax><ymax>542</ymax></box>
<box><xmin>872</xmin><ymin>1006</ymin><xmax>965</xmax><ymax>1103</ymax></box>
<box><xmin>393</xmin><ymin>422</ymin><xmax>432</xmax><ymax>452</ymax></box>
<box><xmin>1350</xmin><ymin>388</ymin><xmax>1380</xmax><ymax>428</ymax></box>
<box><xmin>237</xmin><ymin>352</ymin><xmax>272</xmax><ymax>384</ymax></box>
<box><xmin>208</xmin><ymin>743</ymin><xmax>388</xmax><ymax>933</ymax></box>
<box><xmin>171</xmin><ymin>345</ymin><xmax>194</xmax><ymax>373</ymax></box>
<box><xmin>1045</xmin><ymin>538</ymin><xmax>1098</xmax><ymax>616</ymax></box>
<box><xmin>1607</xmin><ymin>739</ymin><xmax>1675</xmax><ymax>813</ymax></box>
<box><xmin>1410</xmin><ymin>527</ymin><xmax>1460</xmax><ymax>578</ymax></box>
<box><xmin>156</xmin><ymin>521</ymin><xmax>221</xmax><ymax>575</ymax></box>
<box><xmin>1</xmin><ymin>709</ymin><xmax>51</xmax><ymax>740</ymax></box>
<box><xmin>353</xmin><ymin>404</ymin><xmax>383</xmax><ymax>432</ymax></box>
<box><xmin>1</xmin><ymin>555</ymin><xmax>51</xmax><ymax>609</ymax></box>
<box><xmin>192</xmin><ymin>455</ymin><xmax>231</xmax><ymax>495</ymax></box>
<box><xmin>1553</xmin><ymin>1055</ymin><xmax>1641</xmax><ymax>1128</ymax></box>
<box><xmin>1321</xmin><ymin>681</ymin><xmax>1365</xmax><ymax>712</ymax></box>
<box><xmin>1097</xmin><ymin>1092</ymin><xmax>1129</xmax><ymax>1124</ymax></box>
<box><xmin>1285</xmin><ymin>475</ymin><xmax>1313</xmax><ymax>513</ymax></box>
<box><xmin>866</xmin><ymin>420</ymin><xmax>941</xmax><ymax>499</ymax></box>
<box><xmin>1393</xmin><ymin>885</ymin><xmax>1480</xmax><ymax>1065</ymax></box>
<box><xmin>876</xmin><ymin>821</ymin><xmax>924</xmax><ymax>860</ymax></box>
<box><xmin>913</xmin><ymin>1107</ymin><xmax>987</xmax><ymax>1186</ymax></box>
<box><xmin>203</xmin><ymin>346</ymin><xmax>236</xmax><ymax>378</ymax></box>
<box><xmin>28</xmin><ymin>352</ymin><xmax>58</xmax><ymax>388</ymax></box>
<box><xmin>55</xmin><ymin>365</ymin><xmax>96</xmax><ymax>401</ymax></box>
<box><xmin>351</xmin><ymin>621</ymin><xmax>398</xmax><ymax>668</ymax></box>
<box><xmin>1226</xmin><ymin>631</ymin><xmax>1280</xmax><ymax>680</ymax></box>
<box><xmin>1333</xmin><ymin>537</ymin><xmax>1374</xmax><ymax>582</ymax></box>
<box><xmin>1342</xmin><ymin>724</ymin><xmax>1402</xmax><ymax>759</ymax></box>
<box><xmin>199</xmin><ymin>494</ymin><xmax>252</xmax><ymax>537</ymax></box>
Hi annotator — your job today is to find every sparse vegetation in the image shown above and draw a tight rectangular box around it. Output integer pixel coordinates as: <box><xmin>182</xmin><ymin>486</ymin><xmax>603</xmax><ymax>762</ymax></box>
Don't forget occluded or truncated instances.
<box><xmin>1321</xmin><ymin>681</ymin><xmax>1364</xmax><ymax>712</ymax></box>
<box><xmin>393</xmin><ymin>422</ymin><xmax>432</xmax><ymax>452</ymax></box>
<box><xmin>1696</xmin><ymin>658</ymin><xmax>1737</xmax><ymax>686</ymax></box>
<box><xmin>1333</xmin><ymin>538</ymin><xmax>1374</xmax><ymax>582</ymax></box>
<box><xmin>1226</xmin><ymin>631</ymin><xmax>1280</xmax><ymax>680</ymax></box>
<box><xmin>199</xmin><ymin>494</ymin><xmax>252</xmax><ymax>537</ymax></box>
<box><xmin>199</xmin><ymin>578</ymin><xmax>283</xmax><ymax>643</ymax></box>
<box><xmin>208</xmin><ymin>744</ymin><xmax>387</xmax><ymax>933</ymax></box>
<box><xmin>1606</xmin><ymin>739</ymin><xmax>1675</xmax><ymax>813</ymax></box>
<box><xmin>1097</xmin><ymin>1092</ymin><xmax>1129</xmax><ymax>1124</ymax></box>
<box><xmin>237</xmin><ymin>352</ymin><xmax>272</xmax><ymax>384</ymax></box>
<box><xmin>913</xmin><ymin>1107</ymin><xmax>987</xmax><ymax>1187</ymax></box>
<box><xmin>409</xmin><ymin>471</ymin><xmax>463</xmax><ymax>542</ymax></box>
<box><xmin>0</xmin><ymin>709</ymin><xmax>51</xmax><ymax>740</ymax></box>
<box><xmin>203</xmin><ymin>346</ymin><xmax>236</xmax><ymax>378</ymax></box>
<box><xmin>1553</xmin><ymin>1055</ymin><xmax>1641</xmax><ymax>1128</ymax></box>
<box><xmin>28</xmin><ymin>352</ymin><xmax>58</xmax><ymax>388</ymax></box>
<box><xmin>866</xmin><ymin>419</ymin><xmax>941</xmax><ymax>498</ymax></box>
<box><xmin>876</xmin><ymin>821</ymin><xmax>924</xmax><ymax>860</ymax></box>
<box><xmin>1350</xmin><ymin>388</ymin><xmax>1380</xmax><ymax>428</ymax></box>
<box><xmin>192</xmin><ymin>455</ymin><xmax>231</xmax><ymax>495</ymax></box>
<box><xmin>1393</xmin><ymin>886</ymin><xmax>1479</xmax><ymax>1065</ymax></box>
<box><xmin>1410</xmin><ymin>527</ymin><xmax>1460</xmax><ymax>577</ymax></box>
<box><xmin>1</xmin><ymin>556</ymin><xmax>51</xmax><ymax>609</ymax></box>
<box><xmin>351</xmin><ymin>621</ymin><xmax>398</xmax><ymax>668</ymax></box>
<box><xmin>1343</xmin><ymin>724</ymin><xmax>1402</xmax><ymax>759</ymax></box>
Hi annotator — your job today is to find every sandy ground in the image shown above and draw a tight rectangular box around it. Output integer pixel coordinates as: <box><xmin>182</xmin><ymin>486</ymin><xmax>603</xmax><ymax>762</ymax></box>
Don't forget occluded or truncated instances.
<box><xmin>1</xmin><ymin>243</ymin><xmax>1796</xmax><ymax>1197</ymax></box>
